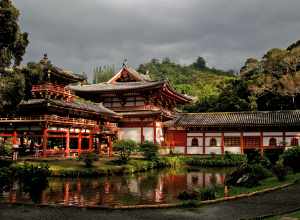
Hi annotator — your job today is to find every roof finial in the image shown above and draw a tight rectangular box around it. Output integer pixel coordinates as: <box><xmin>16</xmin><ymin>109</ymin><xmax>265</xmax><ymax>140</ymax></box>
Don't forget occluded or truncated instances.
<box><xmin>122</xmin><ymin>58</ymin><xmax>128</xmax><ymax>68</ymax></box>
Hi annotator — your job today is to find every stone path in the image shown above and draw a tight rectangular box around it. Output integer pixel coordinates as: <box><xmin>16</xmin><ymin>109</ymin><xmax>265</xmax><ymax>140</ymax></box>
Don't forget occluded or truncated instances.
<box><xmin>1</xmin><ymin>183</ymin><xmax>300</xmax><ymax>220</ymax></box>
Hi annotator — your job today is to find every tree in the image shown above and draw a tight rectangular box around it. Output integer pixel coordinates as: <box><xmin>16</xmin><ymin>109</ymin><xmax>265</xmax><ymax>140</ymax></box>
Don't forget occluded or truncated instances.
<box><xmin>139</xmin><ymin>141</ymin><xmax>159</xmax><ymax>161</ymax></box>
<box><xmin>192</xmin><ymin>56</ymin><xmax>206</xmax><ymax>69</ymax></box>
<box><xmin>93</xmin><ymin>65</ymin><xmax>115</xmax><ymax>83</ymax></box>
<box><xmin>113</xmin><ymin>139</ymin><xmax>137</xmax><ymax>163</ymax></box>
<box><xmin>0</xmin><ymin>0</ymin><xmax>29</xmax><ymax>115</ymax></box>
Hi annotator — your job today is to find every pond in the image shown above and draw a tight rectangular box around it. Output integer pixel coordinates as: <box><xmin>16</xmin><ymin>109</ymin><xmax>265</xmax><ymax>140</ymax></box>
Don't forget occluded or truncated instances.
<box><xmin>0</xmin><ymin>168</ymin><xmax>232</xmax><ymax>207</ymax></box>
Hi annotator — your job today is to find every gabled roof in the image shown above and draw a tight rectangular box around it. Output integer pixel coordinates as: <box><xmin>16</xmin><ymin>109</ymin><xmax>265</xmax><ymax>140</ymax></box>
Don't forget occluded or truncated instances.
<box><xmin>70</xmin><ymin>65</ymin><xmax>192</xmax><ymax>104</ymax></box>
<box><xmin>166</xmin><ymin>111</ymin><xmax>300</xmax><ymax>129</ymax></box>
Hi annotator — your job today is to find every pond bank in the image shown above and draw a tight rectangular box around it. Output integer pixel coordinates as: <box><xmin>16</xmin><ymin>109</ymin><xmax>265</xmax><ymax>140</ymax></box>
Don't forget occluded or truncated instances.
<box><xmin>2</xmin><ymin>182</ymin><xmax>300</xmax><ymax>220</ymax></box>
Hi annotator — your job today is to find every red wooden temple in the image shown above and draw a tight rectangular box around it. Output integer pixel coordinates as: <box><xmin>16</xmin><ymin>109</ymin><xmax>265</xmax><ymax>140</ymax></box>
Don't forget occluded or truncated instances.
<box><xmin>0</xmin><ymin>54</ymin><xmax>120</xmax><ymax>157</ymax></box>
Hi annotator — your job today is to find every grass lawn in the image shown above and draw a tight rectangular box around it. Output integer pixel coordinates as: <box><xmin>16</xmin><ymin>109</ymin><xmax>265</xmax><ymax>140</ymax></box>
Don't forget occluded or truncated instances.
<box><xmin>221</xmin><ymin>173</ymin><xmax>300</xmax><ymax>198</ymax></box>
<box><xmin>15</xmin><ymin>156</ymin><xmax>179</xmax><ymax>177</ymax></box>
<box><xmin>266</xmin><ymin>210</ymin><xmax>300</xmax><ymax>219</ymax></box>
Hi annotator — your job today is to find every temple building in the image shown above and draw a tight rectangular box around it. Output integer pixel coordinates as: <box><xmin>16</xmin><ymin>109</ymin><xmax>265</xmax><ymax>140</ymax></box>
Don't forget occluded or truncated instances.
<box><xmin>70</xmin><ymin>63</ymin><xmax>191</xmax><ymax>146</ymax></box>
<box><xmin>165</xmin><ymin>111</ymin><xmax>300</xmax><ymax>155</ymax></box>
<box><xmin>0</xmin><ymin>55</ymin><xmax>120</xmax><ymax>157</ymax></box>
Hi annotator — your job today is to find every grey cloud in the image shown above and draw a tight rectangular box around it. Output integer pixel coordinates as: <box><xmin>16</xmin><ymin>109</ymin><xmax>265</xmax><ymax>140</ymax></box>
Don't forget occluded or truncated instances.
<box><xmin>14</xmin><ymin>0</ymin><xmax>300</xmax><ymax>79</ymax></box>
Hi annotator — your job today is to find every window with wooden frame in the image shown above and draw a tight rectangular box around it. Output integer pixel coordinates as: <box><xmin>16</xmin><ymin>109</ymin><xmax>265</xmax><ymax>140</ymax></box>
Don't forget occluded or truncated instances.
<box><xmin>224</xmin><ymin>137</ymin><xmax>240</xmax><ymax>147</ymax></box>
<box><xmin>291</xmin><ymin>137</ymin><xmax>299</xmax><ymax>146</ymax></box>
<box><xmin>269</xmin><ymin>138</ymin><xmax>277</xmax><ymax>147</ymax></box>
<box><xmin>244</xmin><ymin>136</ymin><xmax>260</xmax><ymax>148</ymax></box>
<box><xmin>191</xmin><ymin>138</ymin><xmax>199</xmax><ymax>147</ymax></box>
<box><xmin>209</xmin><ymin>138</ymin><xmax>217</xmax><ymax>147</ymax></box>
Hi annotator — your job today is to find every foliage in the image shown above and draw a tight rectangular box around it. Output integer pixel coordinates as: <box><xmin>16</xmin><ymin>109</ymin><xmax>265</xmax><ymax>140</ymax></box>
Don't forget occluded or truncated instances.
<box><xmin>273</xmin><ymin>160</ymin><xmax>288</xmax><ymax>181</ymax></box>
<box><xmin>0</xmin><ymin>142</ymin><xmax>12</xmax><ymax>157</ymax></box>
<box><xmin>186</xmin><ymin>153</ymin><xmax>246</xmax><ymax>167</ymax></box>
<box><xmin>13</xmin><ymin>163</ymin><xmax>51</xmax><ymax>203</ymax></box>
<box><xmin>192</xmin><ymin>56</ymin><xmax>206</xmax><ymax>69</ymax></box>
<box><xmin>199</xmin><ymin>187</ymin><xmax>216</xmax><ymax>201</ymax></box>
<box><xmin>225</xmin><ymin>163</ymin><xmax>272</xmax><ymax>188</ymax></box>
<box><xmin>177</xmin><ymin>190</ymin><xmax>199</xmax><ymax>200</ymax></box>
<box><xmin>0</xmin><ymin>0</ymin><xmax>29</xmax><ymax>115</ymax></box>
<box><xmin>0</xmin><ymin>167</ymin><xmax>12</xmax><ymax>191</ymax></box>
<box><xmin>79</xmin><ymin>152</ymin><xmax>98</xmax><ymax>168</ymax></box>
<box><xmin>113</xmin><ymin>139</ymin><xmax>138</xmax><ymax>163</ymax></box>
<box><xmin>139</xmin><ymin>141</ymin><xmax>159</xmax><ymax>161</ymax></box>
<box><xmin>93</xmin><ymin>65</ymin><xmax>115</xmax><ymax>83</ymax></box>
<box><xmin>264</xmin><ymin>149</ymin><xmax>284</xmax><ymax>165</ymax></box>
<box><xmin>281</xmin><ymin>146</ymin><xmax>300</xmax><ymax>173</ymax></box>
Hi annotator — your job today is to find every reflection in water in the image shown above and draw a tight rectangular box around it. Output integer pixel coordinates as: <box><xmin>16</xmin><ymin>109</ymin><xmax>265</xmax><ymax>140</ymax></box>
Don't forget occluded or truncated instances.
<box><xmin>0</xmin><ymin>168</ymin><xmax>230</xmax><ymax>206</ymax></box>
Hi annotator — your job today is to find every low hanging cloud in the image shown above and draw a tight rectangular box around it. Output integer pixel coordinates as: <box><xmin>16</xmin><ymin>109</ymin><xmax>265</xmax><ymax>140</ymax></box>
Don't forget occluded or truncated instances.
<box><xmin>14</xmin><ymin>0</ymin><xmax>300</xmax><ymax>79</ymax></box>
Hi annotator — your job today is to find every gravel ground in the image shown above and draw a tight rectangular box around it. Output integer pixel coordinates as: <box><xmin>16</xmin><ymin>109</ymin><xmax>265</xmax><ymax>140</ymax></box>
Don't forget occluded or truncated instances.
<box><xmin>1</xmin><ymin>183</ymin><xmax>300</xmax><ymax>220</ymax></box>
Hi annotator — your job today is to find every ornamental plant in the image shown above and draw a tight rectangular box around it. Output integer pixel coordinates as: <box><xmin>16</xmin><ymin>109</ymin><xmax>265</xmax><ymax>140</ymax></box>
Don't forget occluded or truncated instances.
<box><xmin>113</xmin><ymin>139</ymin><xmax>137</xmax><ymax>163</ymax></box>
<box><xmin>139</xmin><ymin>141</ymin><xmax>159</xmax><ymax>161</ymax></box>
<box><xmin>281</xmin><ymin>146</ymin><xmax>300</xmax><ymax>173</ymax></box>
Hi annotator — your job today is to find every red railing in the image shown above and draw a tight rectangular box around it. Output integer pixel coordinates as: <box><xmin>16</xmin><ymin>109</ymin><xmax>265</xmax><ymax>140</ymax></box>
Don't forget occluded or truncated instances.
<box><xmin>32</xmin><ymin>83</ymin><xmax>75</xmax><ymax>101</ymax></box>
<box><xmin>0</xmin><ymin>115</ymin><xmax>98</xmax><ymax>127</ymax></box>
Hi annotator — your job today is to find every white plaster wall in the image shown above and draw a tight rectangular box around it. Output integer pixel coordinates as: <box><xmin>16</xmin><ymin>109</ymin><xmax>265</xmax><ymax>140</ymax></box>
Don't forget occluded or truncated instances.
<box><xmin>285</xmin><ymin>132</ymin><xmax>300</xmax><ymax>136</ymax></box>
<box><xmin>224</xmin><ymin>147</ymin><xmax>241</xmax><ymax>154</ymax></box>
<box><xmin>205</xmin><ymin>147</ymin><xmax>221</xmax><ymax>154</ymax></box>
<box><xmin>285</xmin><ymin>137</ymin><xmax>299</xmax><ymax>146</ymax></box>
<box><xmin>118</xmin><ymin>128</ymin><xmax>141</xmax><ymax>143</ymax></box>
<box><xmin>206</xmin><ymin>133</ymin><xmax>221</xmax><ymax>137</ymax></box>
<box><xmin>243</xmin><ymin>132</ymin><xmax>260</xmax><ymax>136</ymax></box>
<box><xmin>173</xmin><ymin>147</ymin><xmax>185</xmax><ymax>154</ymax></box>
<box><xmin>188</xmin><ymin>133</ymin><xmax>204</xmax><ymax>137</ymax></box>
<box><xmin>224</xmin><ymin>132</ymin><xmax>241</xmax><ymax>136</ymax></box>
<box><xmin>143</xmin><ymin>127</ymin><xmax>154</xmax><ymax>142</ymax></box>
<box><xmin>187</xmin><ymin>147</ymin><xmax>203</xmax><ymax>154</ymax></box>
<box><xmin>187</xmin><ymin>137</ymin><xmax>203</xmax><ymax>147</ymax></box>
<box><xmin>205</xmin><ymin>137</ymin><xmax>221</xmax><ymax>146</ymax></box>
<box><xmin>263</xmin><ymin>137</ymin><xmax>283</xmax><ymax>146</ymax></box>
<box><xmin>156</xmin><ymin>127</ymin><xmax>163</xmax><ymax>144</ymax></box>
<box><xmin>263</xmin><ymin>132</ymin><xmax>283</xmax><ymax>136</ymax></box>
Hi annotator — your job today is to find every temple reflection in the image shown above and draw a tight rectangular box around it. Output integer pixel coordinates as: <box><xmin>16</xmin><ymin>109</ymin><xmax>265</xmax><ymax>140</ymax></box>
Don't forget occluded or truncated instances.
<box><xmin>1</xmin><ymin>169</ymin><xmax>228</xmax><ymax>206</ymax></box>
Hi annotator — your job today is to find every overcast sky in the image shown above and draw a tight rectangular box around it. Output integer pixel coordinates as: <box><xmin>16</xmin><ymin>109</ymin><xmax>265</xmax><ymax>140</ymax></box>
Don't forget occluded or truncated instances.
<box><xmin>14</xmin><ymin>0</ymin><xmax>300</xmax><ymax>79</ymax></box>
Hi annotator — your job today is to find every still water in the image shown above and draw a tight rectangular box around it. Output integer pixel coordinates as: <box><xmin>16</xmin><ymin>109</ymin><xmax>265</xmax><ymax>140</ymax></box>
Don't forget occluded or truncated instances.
<box><xmin>0</xmin><ymin>168</ymin><xmax>232</xmax><ymax>207</ymax></box>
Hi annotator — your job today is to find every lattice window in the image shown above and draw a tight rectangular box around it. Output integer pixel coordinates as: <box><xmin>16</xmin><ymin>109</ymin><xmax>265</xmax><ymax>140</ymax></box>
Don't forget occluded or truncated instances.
<box><xmin>269</xmin><ymin>138</ymin><xmax>277</xmax><ymax>147</ymax></box>
<box><xmin>191</xmin><ymin>138</ymin><xmax>199</xmax><ymax>147</ymax></box>
<box><xmin>244</xmin><ymin>136</ymin><xmax>260</xmax><ymax>148</ymax></box>
<box><xmin>224</xmin><ymin>137</ymin><xmax>240</xmax><ymax>147</ymax></box>
<box><xmin>209</xmin><ymin>138</ymin><xmax>217</xmax><ymax>147</ymax></box>
<box><xmin>291</xmin><ymin>137</ymin><xmax>299</xmax><ymax>146</ymax></box>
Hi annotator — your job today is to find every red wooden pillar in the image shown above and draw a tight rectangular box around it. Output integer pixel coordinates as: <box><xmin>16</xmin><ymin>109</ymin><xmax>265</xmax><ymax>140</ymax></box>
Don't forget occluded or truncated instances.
<box><xmin>203</xmin><ymin>132</ymin><xmax>206</xmax><ymax>155</ymax></box>
<box><xmin>78</xmin><ymin>131</ymin><xmax>82</xmax><ymax>155</ymax></box>
<box><xmin>12</xmin><ymin>130</ymin><xmax>17</xmax><ymax>145</ymax></box>
<box><xmin>141</xmin><ymin>126</ymin><xmax>144</xmax><ymax>144</ymax></box>
<box><xmin>260</xmin><ymin>131</ymin><xmax>264</xmax><ymax>156</ymax></box>
<box><xmin>153</xmin><ymin>122</ymin><xmax>157</xmax><ymax>144</ymax></box>
<box><xmin>221</xmin><ymin>132</ymin><xmax>225</xmax><ymax>155</ymax></box>
<box><xmin>42</xmin><ymin>128</ymin><xmax>48</xmax><ymax>157</ymax></box>
<box><xmin>240</xmin><ymin>132</ymin><xmax>244</xmax><ymax>154</ymax></box>
<box><xmin>88</xmin><ymin>133</ymin><xmax>93</xmax><ymax>152</ymax></box>
<box><xmin>65</xmin><ymin>129</ymin><xmax>70</xmax><ymax>157</ymax></box>
<box><xmin>108</xmin><ymin>136</ymin><xmax>112</xmax><ymax>157</ymax></box>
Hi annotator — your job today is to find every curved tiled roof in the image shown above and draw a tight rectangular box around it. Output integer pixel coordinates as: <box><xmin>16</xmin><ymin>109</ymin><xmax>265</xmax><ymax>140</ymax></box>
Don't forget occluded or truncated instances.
<box><xmin>167</xmin><ymin>111</ymin><xmax>300</xmax><ymax>128</ymax></box>
<box><xmin>19</xmin><ymin>99</ymin><xmax>120</xmax><ymax>118</ymax></box>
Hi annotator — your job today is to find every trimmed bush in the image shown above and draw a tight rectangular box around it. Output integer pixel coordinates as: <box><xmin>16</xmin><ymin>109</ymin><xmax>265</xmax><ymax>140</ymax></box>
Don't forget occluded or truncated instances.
<box><xmin>273</xmin><ymin>160</ymin><xmax>288</xmax><ymax>181</ymax></box>
<box><xmin>0</xmin><ymin>167</ymin><xmax>12</xmax><ymax>191</ymax></box>
<box><xmin>177</xmin><ymin>190</ymin><xmax>199</xmax><ymax>200</ymax></box>
<box><xmin>79</xmin><ymin>152</ymin><xmax>98</xmax><ymax>167</ymax></box>
<box><xmin>139</xmin><ymin>141</ymin><xmax>159</xmax><ymax>161</ymax></box>
<box><xmin>113</xmin><ymin>139</ymin><xmax>138</xmax><ymax>163</ymax></box>
<box><xmin>264</xmin><ymin>149</ymin><xmax>284</xmax><ymax>165</ymax></box>
<box><xmin>281</xmin><ymin>146</ymin><xmax>300</xmax><ymax>173</ymax></box>
<box><xmin>199</xmin><ymin>187</ymin><xmax>216</xmax><ymax>201</ymax></box>
<box><xmin>225</xmin><ymin>163</ymin><xmax>272</xmax><ymax>188</ymax></box>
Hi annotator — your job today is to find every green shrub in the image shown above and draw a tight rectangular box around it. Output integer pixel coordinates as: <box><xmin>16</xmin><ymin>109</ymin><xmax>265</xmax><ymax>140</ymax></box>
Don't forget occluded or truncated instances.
<box><xmin>79</xmin><ymin>152</ymin><xmax>98</xmax><ymax>167</ymax></box>
<box><xmin>245</xmin><ymin>149</ymin><xmax>261</xmax><ymax>164</ymax></box>
<box><xmin>225</xmin><ymin>163</ymin><xmax>271</xmax><ymax>188</ymax></box>
<box><xmin>0</xmin><ymin>142</ymin><xmax>12</xmax><ymax>157</ymax></box>
<box><xmin>177</xmin><ymin>190</ymin><xmax>199</xmax><ymax>200</ymax></box>
<box><xmin>264</xmin><ymin>149</ymin><xmax>284</xmax><ymax>165</ymax></box>
<box><xmin>273</xmin><ymin>160</ymin><xmax>288</xmax><ymax>181</ymax></box>
<box><xmin>281</xmin><ymin>146</ymin><xmax>300</xmax><ymax>173</ymax></box>
<box><xmin>0</xmin><ymin>167</ymin><xmax>12</xmax><ymax>191</ymax></box>
<box><xmin>199</xmin><ymin>187</ymin><xmax>216</xmax><ymax>201</ymax></box>
<box><xmin>139</xmin><ymin>141</ymin><xmax>159</xmax><ymax>161</ymax></box>
<box><xmin>113</xmin><ymin>139</ymin><xmax>138</xmax><ymax>163</ymax></box>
